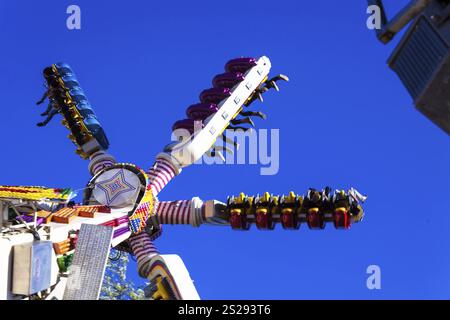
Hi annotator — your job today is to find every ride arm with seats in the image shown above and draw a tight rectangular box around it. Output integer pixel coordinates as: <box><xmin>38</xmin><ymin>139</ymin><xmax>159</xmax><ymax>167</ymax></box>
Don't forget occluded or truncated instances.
<box><xmin>37</xmin><ymin>63</ymin><xmax>117</xmax><ymax>176</ymax></box>
<box><xmin>154</xmin><ymin>187</ymin><xmax>367</xmax><ymax>230</ymax></box>
<box><xmin>163</xmin><ymin>56</ymin><xmax>288</xmax><ymax>169</ymax></box>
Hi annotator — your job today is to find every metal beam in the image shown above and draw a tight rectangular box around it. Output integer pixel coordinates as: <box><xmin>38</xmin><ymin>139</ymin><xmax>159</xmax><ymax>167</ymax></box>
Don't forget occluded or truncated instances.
<box><xmin>368</xmin><ymin>0</ymin><xmax>433</xmax><ymax>44</ymax></box>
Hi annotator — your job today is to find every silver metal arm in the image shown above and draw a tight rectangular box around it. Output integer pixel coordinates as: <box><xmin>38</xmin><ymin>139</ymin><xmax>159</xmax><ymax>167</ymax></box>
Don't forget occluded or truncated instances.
<box><xmin>368</xmin><ymin>0</ymin><xmax>433</xmax><ymax>43</ymax></box>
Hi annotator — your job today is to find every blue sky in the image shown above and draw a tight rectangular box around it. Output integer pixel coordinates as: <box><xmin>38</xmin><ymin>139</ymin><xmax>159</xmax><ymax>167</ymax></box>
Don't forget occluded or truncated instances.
<box><xmin>1</xmin><ymin>0</ymin><xmax>449</xmax><ymax>299</ymax></box>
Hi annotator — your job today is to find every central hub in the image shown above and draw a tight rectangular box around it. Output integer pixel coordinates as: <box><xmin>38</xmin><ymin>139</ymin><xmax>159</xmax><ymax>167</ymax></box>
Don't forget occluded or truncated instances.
<box><xmin>92</xmin><ymin>168</ymin><xmax>141</xmax><ymax>208</ymax></box>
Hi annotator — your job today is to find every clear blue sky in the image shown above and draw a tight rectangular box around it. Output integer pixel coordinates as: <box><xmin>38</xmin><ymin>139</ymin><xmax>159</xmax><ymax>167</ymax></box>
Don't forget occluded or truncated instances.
<box><xmin>1</xmin><ymin>0</ymin><xmax>449</xmax><ymax>299</ymax></box>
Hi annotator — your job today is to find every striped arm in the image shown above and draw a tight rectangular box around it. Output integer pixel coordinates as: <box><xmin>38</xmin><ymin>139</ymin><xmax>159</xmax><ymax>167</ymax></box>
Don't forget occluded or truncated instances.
<box><xmin>147</xmin><ymin>153</ymin><xmax>181</xmax><ymax>196</ymax></box>
<box><xmin>129</xmin><ymin>232</ymin><xmax>160</xmax><ymax>278</ymax></box>
<box><xmin>88</xmin><ymin>150</ymin><xmax>116</xmax><ymax>176</ymax></box>
<box><xmin>156</xmin><ymin>197</ymin><xmax>204</xmax><ymax>227</ymax></box>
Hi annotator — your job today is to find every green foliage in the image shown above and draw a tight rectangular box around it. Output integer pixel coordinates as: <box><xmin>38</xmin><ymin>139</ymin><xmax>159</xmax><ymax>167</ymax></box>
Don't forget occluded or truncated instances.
<box><xmin>57</xmin><ymin>253</ymin><xmax>73</xmax><ymax>273</ymax></box>
<box><xmin>100</xmin><ymin>249</ymin><xmax>146</xmax><ymax>300</ymax></box>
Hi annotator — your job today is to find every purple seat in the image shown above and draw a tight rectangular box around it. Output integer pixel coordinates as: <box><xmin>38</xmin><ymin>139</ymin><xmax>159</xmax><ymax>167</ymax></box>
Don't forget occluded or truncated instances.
<box><xmin>225</xmin><ymin>58</ymin><xmax>257</xmax><ymax>73</ymax></box>
<box><xmin>212</xmin><ymin>72</ymin><xmax>245</xmax><ymax>89</ymax></box>
<box><xmin>186</xmin><ymin>103</ymin><xmax>219</xmax><ymax>120</ymax></box>
<box><xmin>172</xmin><ymin>119</ymin><xmax>203</xmax><ymax>135</ymax></box>
<box><xmin>199</xmin><ymin>88</ymin><xmax>231</xmax><ymax>104</ymax></box>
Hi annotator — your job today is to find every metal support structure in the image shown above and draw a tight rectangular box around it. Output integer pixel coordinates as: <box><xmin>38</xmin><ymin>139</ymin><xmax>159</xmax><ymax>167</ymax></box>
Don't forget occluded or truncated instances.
<box><xmin>369</xmin><ymin>0</ymin><xmax>450</xmax><ymax>134</ymax></box>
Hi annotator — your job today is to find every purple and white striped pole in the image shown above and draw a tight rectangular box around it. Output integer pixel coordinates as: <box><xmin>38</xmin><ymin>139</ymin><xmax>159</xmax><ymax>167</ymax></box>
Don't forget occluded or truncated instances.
<box><xmin>156</xmin><ymin>197</ymin><xmax>204</xmax><ymax>227</ymax></box>
<box><xmin>147</xmin><ymin>153</ymin><xmax>181</xmax><ymax>196</ymax></box>
<box><xmin>129</xmin><ymin>232</ymin><xmax>160</xmax><ymax>278</ymax></box>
